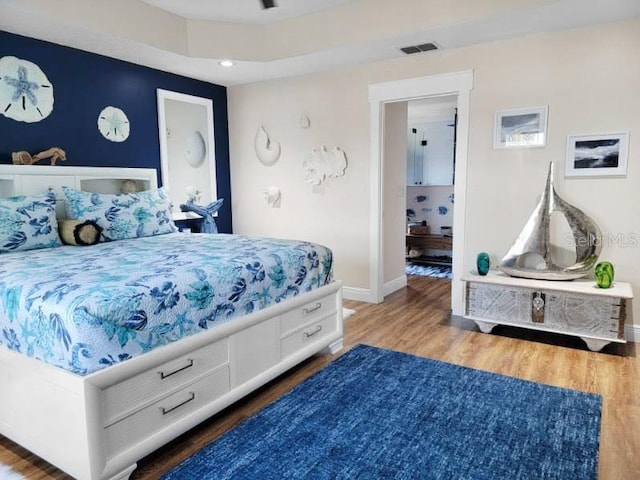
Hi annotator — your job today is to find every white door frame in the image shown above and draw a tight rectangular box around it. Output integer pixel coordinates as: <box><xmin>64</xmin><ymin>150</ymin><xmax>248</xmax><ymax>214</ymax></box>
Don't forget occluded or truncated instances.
<box><xmin>368</xmin><ymin>70</ymin><xmax>473</xmax><ymax>314</ymax></box>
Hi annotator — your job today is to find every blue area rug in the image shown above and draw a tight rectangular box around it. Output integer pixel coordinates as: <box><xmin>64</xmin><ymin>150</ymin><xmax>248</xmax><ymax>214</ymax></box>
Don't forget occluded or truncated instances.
<box><xmin>406</xmin><ymin>262</ymin><xmax>452</xmax><ymax>279</ymax></box>
<box><xmin>162</xmin><ymin>345</ymin><xmax>601</xmax><ymax>480</ymax></box>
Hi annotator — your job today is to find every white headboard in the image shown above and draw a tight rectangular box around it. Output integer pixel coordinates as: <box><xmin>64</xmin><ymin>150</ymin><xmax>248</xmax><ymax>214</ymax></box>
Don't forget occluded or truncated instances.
<box><xmin>0</xmin><ymin>165</ymin><xmax>158</xmax><ymax>217</ymax></box>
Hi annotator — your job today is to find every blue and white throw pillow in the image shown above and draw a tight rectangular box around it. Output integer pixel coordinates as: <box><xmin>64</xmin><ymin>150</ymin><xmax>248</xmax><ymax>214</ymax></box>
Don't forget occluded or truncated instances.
<box><xmin>0</xmin><ymin>191</ymin><xmax>61</xmax><ymax>254</ymax></box>
<box><xmin>62</xmin><ymin>186</ymin><xmax>177</xmax><ymax>242</ymax></box>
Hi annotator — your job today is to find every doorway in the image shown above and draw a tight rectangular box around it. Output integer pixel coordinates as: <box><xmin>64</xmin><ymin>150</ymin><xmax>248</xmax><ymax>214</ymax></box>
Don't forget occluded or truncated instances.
<box><xmin>405</xmin><ymin>96</ymin><xmax>456</xmax><ymax>279</ymax></box>
<box><xmin>368</xmin><ymin>70</ymin><xmax>473</xmax><ymax>315</ymax></box>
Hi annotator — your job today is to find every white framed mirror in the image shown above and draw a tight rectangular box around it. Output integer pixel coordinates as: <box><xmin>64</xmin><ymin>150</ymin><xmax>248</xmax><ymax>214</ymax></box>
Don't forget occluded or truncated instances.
<box><xmin>157</xmin><ymin>89</ymin><xmax>217</xmax><ymax>220</ymax></box>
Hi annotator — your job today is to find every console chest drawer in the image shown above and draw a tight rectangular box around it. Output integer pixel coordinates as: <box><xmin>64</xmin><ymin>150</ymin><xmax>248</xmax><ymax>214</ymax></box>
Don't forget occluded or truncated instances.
<box><xmin>463</xmin><ymin>273</ymin><xmax>633</xmax><ymax>352</ymax></box>
<box><xmin>467</xmin><ymin>282</ymin><xmax>624</xmax><ymax>338</ymax></box>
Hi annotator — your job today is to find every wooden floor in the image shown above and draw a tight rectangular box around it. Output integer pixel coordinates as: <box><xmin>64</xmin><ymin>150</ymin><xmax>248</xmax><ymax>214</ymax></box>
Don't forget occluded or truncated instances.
<box><xmin>2</xmin><ymin>275</ymin><xmax>639</xmax><ymax>479</ymax></box>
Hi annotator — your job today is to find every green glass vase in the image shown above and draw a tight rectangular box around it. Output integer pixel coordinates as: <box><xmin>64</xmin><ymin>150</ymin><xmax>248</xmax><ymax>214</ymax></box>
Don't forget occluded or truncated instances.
<box><xmin>595</xmin><ymin>261</ymin><xmax>614</xmax><ymax>289</ymax></box>
<box><xmin>477</xmin><ymin>252</ymin><xmax>490</xmax><ymax>276</ymax></box>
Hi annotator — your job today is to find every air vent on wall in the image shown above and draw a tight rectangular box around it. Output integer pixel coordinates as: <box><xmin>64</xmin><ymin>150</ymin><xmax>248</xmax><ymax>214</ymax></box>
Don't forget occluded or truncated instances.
<box><xmin>399</xmin><ymin>42</ymin><xmax>439</xmax><ymax>55</ymax></box>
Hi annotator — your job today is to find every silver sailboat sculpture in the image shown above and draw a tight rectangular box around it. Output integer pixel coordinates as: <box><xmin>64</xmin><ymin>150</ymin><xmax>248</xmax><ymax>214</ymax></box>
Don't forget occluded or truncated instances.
<box><xmin>498</xmin><ymin>162</ymin><xmax>601</xmax><ymax>280</ymax></box>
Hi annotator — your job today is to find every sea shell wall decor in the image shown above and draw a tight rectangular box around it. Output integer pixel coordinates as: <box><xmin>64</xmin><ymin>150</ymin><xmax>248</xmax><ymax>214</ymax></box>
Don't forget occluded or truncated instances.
<box><xmin>186</xmin><ymin>131</ymin><xmax>206</xmax><ymax>168</ymax></box>
<box><xmin>0</xmin><ymin>56</ymin><xmax>54</xmax><ymax>123</ymax></box>
<box><xmin>498</xmin><ymin>162</ymin><xmax>602</xmax><ymax>280</ymax></box>
<box><xmin>303</xmin><ymin>146</ymin><xmax>348</xmax><ymax>185</ymax></box>
<box><xmin>263</xmin><ymin>186</ymin><xmax>282</xmax><ymax>208</ymax></box>
<box><xmin>255</xmin><ymin>126</ymin><xmax>281</xmax><ymax>166</ymax></box>
<box><xmin>300</xmin><ymin>114</ymin><xmax>311</xmax><ymax>129</ymax></box>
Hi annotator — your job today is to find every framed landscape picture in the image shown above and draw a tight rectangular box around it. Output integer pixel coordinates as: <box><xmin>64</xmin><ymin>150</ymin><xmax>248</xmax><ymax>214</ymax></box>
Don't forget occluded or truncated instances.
<box><xmin>494</xmin><ymin>106</ymin><xmax>548</xmax><ymax>148</ymax></box>
<box><xmin>565</xmin><ymin>132</ymin><xmax>629</xmax><ymax>177</ymax></box>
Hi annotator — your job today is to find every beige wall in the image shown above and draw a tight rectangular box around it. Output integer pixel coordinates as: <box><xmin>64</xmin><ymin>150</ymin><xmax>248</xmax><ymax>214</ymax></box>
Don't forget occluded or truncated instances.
<box><xmin>229</xmin><ymin>19</ymin><xmax>640</xmax><ymax>324</ymax></box>
<box><xmin>227</xmin><ymin>76</ymin><xmax>371</xmax><ymax>290</ymax></box>
<box><xmin>383</xmin><ymin>102</ymin><xmax>408</xmax><ymax>285</ymax></box>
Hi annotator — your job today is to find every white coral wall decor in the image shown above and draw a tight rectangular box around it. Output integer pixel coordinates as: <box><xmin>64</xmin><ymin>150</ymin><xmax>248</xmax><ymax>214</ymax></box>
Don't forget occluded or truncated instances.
<box><xmin>303</xmin><ymin>146</ymin><xmax>348</xmax><ymax>185</ymax></box>
<box><xmin>263</xmin><ymin>186</ymin><xmax>282</xmax><ymax>208</ymax></box>
<box><xmin>0</xmin><ymin>56</ymin><xmax>54</xmax><ymax>123</ymax></box>
<box><xmin>254</xmin><ymin>126</ymin><xmax>281</xmax><ymax>166</ymax></box>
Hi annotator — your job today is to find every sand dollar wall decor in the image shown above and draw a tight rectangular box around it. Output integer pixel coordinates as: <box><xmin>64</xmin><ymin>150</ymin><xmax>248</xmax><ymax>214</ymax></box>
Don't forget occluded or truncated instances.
<box><xmin>0</xmin><ymin>56</ymin><xmax>54</xmax><ymax>123</ymax></box>
<box><xmin>97</xmin><ymin>106</ymin><xmax>130</xmax><ymax>142</ymax></box>
<box><xmin>255</xmin><ymin>126</ymin><xmax>281</xmax><ymax>166</ymax></box>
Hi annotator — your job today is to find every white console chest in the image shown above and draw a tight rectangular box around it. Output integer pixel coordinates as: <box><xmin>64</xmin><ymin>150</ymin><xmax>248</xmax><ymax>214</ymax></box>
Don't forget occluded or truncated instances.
<box><xmin>463</xmin><ymin>272</ymin><xmax>633</xmax><ymax>351</ymax></box>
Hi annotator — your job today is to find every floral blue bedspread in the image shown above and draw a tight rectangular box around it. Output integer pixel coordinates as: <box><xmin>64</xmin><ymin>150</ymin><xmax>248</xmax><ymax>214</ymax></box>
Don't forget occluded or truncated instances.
<box><xmin>0</xmin><ymin>233</ymin><xmax>333</xmax><ymax>376</ymax></box>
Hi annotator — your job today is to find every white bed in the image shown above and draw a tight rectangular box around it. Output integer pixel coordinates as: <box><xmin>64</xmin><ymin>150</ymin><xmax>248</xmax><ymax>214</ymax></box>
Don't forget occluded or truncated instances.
<box><xmin>0</xmin><ymin>165</ymin><xmax>343</xmax><ymax>480</ymax></box>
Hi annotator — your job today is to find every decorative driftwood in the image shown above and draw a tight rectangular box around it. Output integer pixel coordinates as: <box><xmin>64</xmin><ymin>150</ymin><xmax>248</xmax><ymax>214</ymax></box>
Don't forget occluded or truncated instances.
<box><xmin>12</xmin><ymin>147</ymin><xmax>67</xmax><ymax>166</ymax></box>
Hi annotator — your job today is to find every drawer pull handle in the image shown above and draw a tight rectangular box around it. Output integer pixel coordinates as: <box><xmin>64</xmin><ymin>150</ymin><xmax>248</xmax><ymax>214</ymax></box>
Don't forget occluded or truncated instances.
<box><xmin>160</xmin><ymin>392</ymin><xmax>195</xmax><ymax>415</ymax></box>
<box><xmin>304</xmin><ymin>325</ymin><xmax>323</xmax><ymax>338</ymax></box>
<box><xmin>303</xmin><ymin>302</ymin><xmax>322</xmax><ymax>315</ymax></box>
<box><xmin>159</xmin><ymin>359</ymin><xmax>194</xmax><ymax>379</ymax></box>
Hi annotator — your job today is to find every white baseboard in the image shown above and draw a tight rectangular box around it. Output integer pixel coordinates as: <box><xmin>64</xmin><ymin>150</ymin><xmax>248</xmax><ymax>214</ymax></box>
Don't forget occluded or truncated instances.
<box><xmin>625</xmin><ymin>324</ymin><xmax>640</xmax><ymax>342</ymax></box>
<box><xmin>383</xmin><ymin>275</ymin><xmax>407</xmax><ymax>297</ymax></box>
<box><xmin>343</xmin><ymin>276</ymin><xmax>407</xmax><ymax>303</ymax></box>
<box><xmin>342</xmin><ymin>286</ymin><xmax>375</xmax><ymax>303</ymax></box>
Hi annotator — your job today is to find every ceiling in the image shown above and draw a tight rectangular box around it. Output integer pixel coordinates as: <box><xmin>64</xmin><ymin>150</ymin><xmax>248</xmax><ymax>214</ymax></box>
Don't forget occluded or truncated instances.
<box><xmin>1</xmin><ymin>0</ymin><xmax>639</xmax><ymax>87</ymax></box>
<box><xmin>141</xmin><ymin>0</ymin><xmax>356</xmax><ymax>24</ymax></box>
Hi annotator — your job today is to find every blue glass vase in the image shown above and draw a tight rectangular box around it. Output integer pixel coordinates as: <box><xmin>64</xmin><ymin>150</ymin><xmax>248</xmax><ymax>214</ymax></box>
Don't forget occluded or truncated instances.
<box><xmin>477</xmin><ymin>252</ymin><xmax>490</xmax><ymax>276</ymax></box>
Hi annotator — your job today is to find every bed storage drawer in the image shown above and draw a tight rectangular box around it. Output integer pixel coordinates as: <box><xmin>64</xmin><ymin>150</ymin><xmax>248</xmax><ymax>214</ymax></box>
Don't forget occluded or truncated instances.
<box><xmin>104</xmin><ymin>366</ymin><xmax>229</xmax><ymax>457</ymax></box>
<box><xmin>280</xmin><ymin>293</ymin><xmax>338</xmax><ymax>336</ymax></box>
<box><xmin>103</xmin><ymin>339</ymin><xmax>228</xmax><ymax>423</ymax></box>
<box><xmin>280</xmin><ymin>313</ymin><xmax>337</xmax><ymax>359</ymax></box>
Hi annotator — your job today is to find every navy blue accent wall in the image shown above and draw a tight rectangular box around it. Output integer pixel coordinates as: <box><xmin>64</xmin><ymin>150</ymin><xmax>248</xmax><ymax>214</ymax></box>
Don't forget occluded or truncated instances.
<box><xmin>0</xmin><ymin>31</ymin><xmax>232</xmax><ymax>233</ymax></box>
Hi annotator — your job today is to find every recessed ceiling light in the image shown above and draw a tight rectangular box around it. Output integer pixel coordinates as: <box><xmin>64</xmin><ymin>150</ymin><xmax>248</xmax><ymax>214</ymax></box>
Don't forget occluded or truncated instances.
<box><xmin>219</xmin><ymin>60</ymin><xmax>235</xmax><ymax>68</ymax></box>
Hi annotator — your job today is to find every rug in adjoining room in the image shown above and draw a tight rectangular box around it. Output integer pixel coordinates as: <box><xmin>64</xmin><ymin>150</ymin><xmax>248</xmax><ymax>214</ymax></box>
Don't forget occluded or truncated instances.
<box><xmin>405</xmin><ymin>262</ymin><xmax>452</xmax><ymax>279</ymax></box>
<box><xmin>162</xmin><ymin>344</ymin><xmax>601</xmax><ymax>480</ymax></box>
